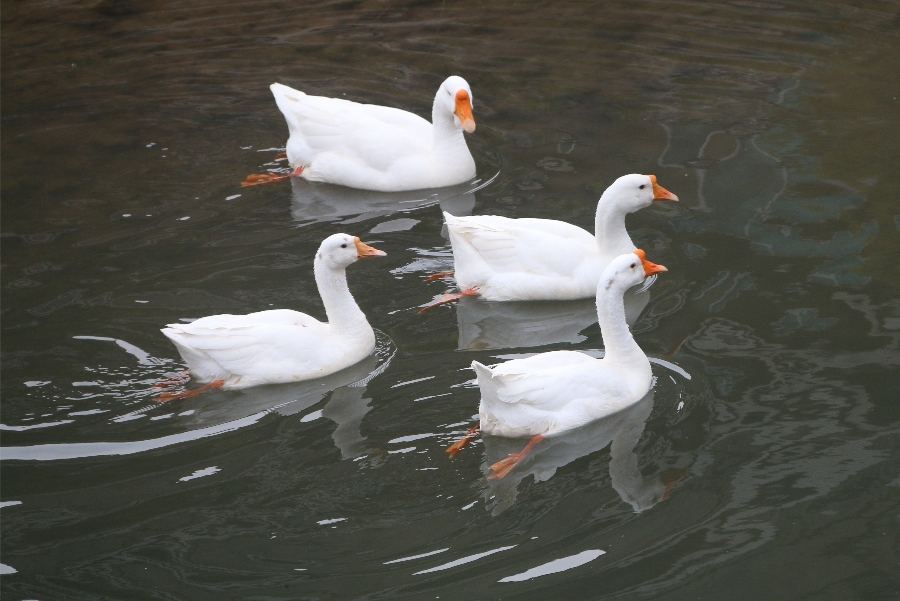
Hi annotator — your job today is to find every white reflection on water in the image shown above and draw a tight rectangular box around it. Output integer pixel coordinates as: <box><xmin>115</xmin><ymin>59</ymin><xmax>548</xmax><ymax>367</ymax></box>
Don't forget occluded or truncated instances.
<box><xmin>287</xmin><ymin>171</ymin><xmax>502</xmax><ymax>227</ymax></box>
<box><xmin>454</xmin><ymin>287</ymin><xmax>650</xmax><ymax>351</ymax></box>
<box><xmin>455</xmin><ymin>298</ymin><xmax>596</xmax><ymax>351</ymax></box>
<box><xmin>178</xmin><ymin>466</ymin><xmax>221</xmax><ymax>482</ymax></box>
<box><xmin>72</xmin><ymin>335</ymin><xmax>167</xmax><ymax>366</ymax></box>
<box><xmin>1</xmin><ymin>333</ymin><xmax>396</xmax><ymax>462</ymax></box>
<box><xmin>412</xmin><ymin>544</ymin><xmax>517</xmax><ymax>575</ymax></box>
<box><xmin>0</xmin><ymin>411</ymin><xmax>269</xmax><ymax>461</ymax></box>
<box><xmin>498</xmin><ymin>548</ymin><xmax>605</xmax><ymax>583</ymax></box>
<box><xmin>482</xmin><ymin>390</ymin><xmax>666</xmax><ymax>515</ymax></box>
<box><xmin>382</xmin><ymin>547</ymin><xmax>449</xmax><ymax>565</ymax></box>
<box><xmin>0</xmin><ymin>419</ymin><xmax>75</xmax><ymax>432</ymax></box>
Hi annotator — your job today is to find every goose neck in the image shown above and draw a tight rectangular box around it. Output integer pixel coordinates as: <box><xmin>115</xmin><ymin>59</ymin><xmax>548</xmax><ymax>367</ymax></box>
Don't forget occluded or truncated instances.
<box><xmin>594</xmin><ymin>198</ymin><xmax>635</xmax><ymax>256</ymax></box>
<box><xmin>596</xmin><ymin>284</ymin><xmax>644</xmax><ymax>364</ymax></box>
<box><xmin>314</xmin><ymin>260</ymin><xmax>368</xmax><ymax>331</ymax></box>
<box><xmin>431</xmin><ymin>99</ymin><xmax>468</xmax><ymax>151</ymax></box>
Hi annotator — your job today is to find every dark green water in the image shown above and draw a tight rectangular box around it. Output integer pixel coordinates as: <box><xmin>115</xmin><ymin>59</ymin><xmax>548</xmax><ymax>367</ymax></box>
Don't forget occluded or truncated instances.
<box><xmin>2</xmin><ymin>1</ymin><xmax>899</xmax><ymax>599</ymax></box>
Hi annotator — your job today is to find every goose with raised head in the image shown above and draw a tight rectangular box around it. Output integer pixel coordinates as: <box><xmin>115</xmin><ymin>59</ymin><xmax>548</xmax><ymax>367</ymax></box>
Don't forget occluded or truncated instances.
<box><xmin>446</xmin><ymin>249</ymin><xmax>668</xmax><ymax>479</ymax></box>
<box><xmin>245</xmin><ymin>76</ymin><xmax>477</xmax><ymax>192</ymax></box>
<box><xmin>432</xmin><ymin>174</ymin><xmax>676</xmax><ymax>305</ymax></box>
<box><xmin>160</xmin><ymin>234</ymin><xmax>386</xmax><ymax>396</ymax></box>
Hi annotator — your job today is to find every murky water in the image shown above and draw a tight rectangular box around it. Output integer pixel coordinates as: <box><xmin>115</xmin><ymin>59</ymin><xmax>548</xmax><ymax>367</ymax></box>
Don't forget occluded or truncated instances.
<box><xmin>3</xmin><ymin>1</ymin><xmax>899</xmax><ymax>599</ymax></box>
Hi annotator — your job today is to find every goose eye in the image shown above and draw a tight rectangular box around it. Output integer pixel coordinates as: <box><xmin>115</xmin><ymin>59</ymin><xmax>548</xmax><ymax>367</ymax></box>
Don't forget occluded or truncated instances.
<box><xmin>639</xmin><ymin>184</ymin><xmax>646</xmax><ymax>190</ymax></box>
<box><xmin>630</xmin><ymin>262</ymin><xmax>636</xmax><ymax>268</ymax></box>
<box><xmin>340</xmin><ymin>243</ymin><xmax>347</xmax><ymax>249</ymax></box>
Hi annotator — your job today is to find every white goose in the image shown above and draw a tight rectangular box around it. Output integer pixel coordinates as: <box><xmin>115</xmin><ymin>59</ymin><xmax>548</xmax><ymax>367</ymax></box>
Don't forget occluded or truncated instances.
<box><xmin>446</xmin><ymin>250</ymin><xmax>668</xmax><ymax>479</ymax></box>
<box><xmin>438</xmin><ymin>174</ymin><xmax>677</xmax><ymax>303</ymax></box>
<box><xmin>262</xmin><ymin>76</ymin><xmax>477</xmax><ymax>192</ymax></box>
<box><xmin>160</xmin><ymin>234</ymin><xmax>386</xmax><ymax>395</ymax></box>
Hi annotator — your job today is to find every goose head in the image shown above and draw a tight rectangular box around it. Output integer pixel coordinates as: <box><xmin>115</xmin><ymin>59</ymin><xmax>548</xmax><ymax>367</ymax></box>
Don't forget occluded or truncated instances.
<box><xmin>603</xmin><ymin>249</ymin><xmax>668</xmax><ymax>291</ymax></box>
<box><xmin>437</xmin><ymin>75</ymin><xmax>476</xmax><ymax>133</ymax></box>
<box><xmin>603</xmin><ymin>173</ymin><xmax>679</xmax><ymax>214</ymax></box>
<box><xmin>316</xmin><ymin>233</ymin><xmax>386</xmax><ymax>270</ymax></box>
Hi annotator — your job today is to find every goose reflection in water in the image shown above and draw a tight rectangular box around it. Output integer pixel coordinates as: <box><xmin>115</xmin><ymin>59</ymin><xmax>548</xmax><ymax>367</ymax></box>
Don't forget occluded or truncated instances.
<box><xmin>481</xmin><ymin>391</ymin><xmax>675</xmax><ymax>515</ymax></box>
<box><xmin>1</xmin><ymin>335</ymin><xmax>396</xmax><ymax>463</ymax></box>
<box><xmin>455</xmin><ymin>287</ymin><xmax>651</xmax><ymax>351</ymax></box>
<box><xmin>170</xmin><ymin>338</ymin><xmax>395</xmax><ymax>460</ymax></box>
<box><xmin>288</xmin><ymin>177</ymin><xmax>477</xmax><ymax>227</ymax></box>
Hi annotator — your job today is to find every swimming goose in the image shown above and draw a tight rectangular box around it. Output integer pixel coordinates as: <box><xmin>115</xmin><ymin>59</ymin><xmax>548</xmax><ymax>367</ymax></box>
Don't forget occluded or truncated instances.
<box><xmin>446</xmin><ymin>249</ymin><xmax>667</xmax><ymax>479</ymax></box>
<box><xmin>434</xmin><ymin>174</ymin><xmax>676</xmax><ymax>304</ymax></box>
<box><xmin>246</xmin><ymin>76</ymin><xmax>477</xmax><ymax>191</ymax></box>
<box><xmin>160</xmin><ymin>234</ymin><xmax>386</xmax><ymax>394</ymax></box>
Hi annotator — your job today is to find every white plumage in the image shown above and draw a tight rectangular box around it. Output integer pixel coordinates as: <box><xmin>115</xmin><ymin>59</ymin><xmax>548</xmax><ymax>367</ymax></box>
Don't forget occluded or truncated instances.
<box><xmin>269</xmin><ymin>75</ymin><xmax>477</xmax><ymax>192</ymax></box>
<box><xmin>444</xmin><ymin>173</ymin><xmax>678</xmax><ymax>301</ymax></box>
<box><xmin>473</xmin><ymin>250</ymin><xmax>668</xmax><ymax>440</ymax></box>
<box><xmin>161</xmin><ymin>234</ymin><xmax>386</xmax><ymax>390</ymax></box>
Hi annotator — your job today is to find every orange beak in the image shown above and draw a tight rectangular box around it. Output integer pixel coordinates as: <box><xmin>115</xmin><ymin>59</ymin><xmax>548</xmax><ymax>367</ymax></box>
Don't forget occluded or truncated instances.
<box><xmin>634</xmin><ymin>248</ymin><xmax>667</xmax><ymax>276</ymax></box>
<box><xmin>648</xmin><ymin>175</ymin><xmax>678</xmax><ymax>202</ymax></box>
<box><xmin>454</xmin><ymin>89</ymin><xmax>476</xmax><ymax>133</ymax></box>
<box><xmin>354</xmin><ymin>237</ymin><xmax>386</xmax><ymax>258</ymax></box>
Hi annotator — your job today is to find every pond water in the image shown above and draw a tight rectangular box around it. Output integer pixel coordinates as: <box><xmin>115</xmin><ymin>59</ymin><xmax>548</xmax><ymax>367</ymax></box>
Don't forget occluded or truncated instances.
<box><xmin>2</xmin><ymin>1</ymin><xmax>899</xmax><ymax>599</ymax></box>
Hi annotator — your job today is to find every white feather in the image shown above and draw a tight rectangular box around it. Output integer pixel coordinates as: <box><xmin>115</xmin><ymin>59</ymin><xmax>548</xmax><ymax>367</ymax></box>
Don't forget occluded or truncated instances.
<box><xmin>443</xmin><ymin>173</ymin><xmax>676</xmax><ymax>301</ymax></box>
<box><xmin>161</xmin><ymin>234</ymin><xmax>384</xmax><ymax>389</ymax></box>
<box><xmin>471</xmin><ymin>252</ymin><xmax>661</xmax><ymax>438</ymax></box>
<box><xmin>269</xmin><ymin>76</ymin><xmax>476</xmax><ymax>192</ymax></box>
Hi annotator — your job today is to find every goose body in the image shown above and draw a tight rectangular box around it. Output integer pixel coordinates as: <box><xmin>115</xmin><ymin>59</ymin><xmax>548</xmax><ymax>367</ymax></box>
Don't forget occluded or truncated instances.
<box><xmin>161</xmin><ymin>234</ymin><xmax>385</xmax><ymax>390</ymax></box>
<box><xmin>444</xmin><ymin>174</ymin><xmax>677</xmax><ymax>301</ymax></box>
<box><xmin>473</xmin><ymin>250</ymin><xmax>667</xmax><ymax>440</ymax></box>
<box><xmin>270</xmin><ymin>76</ymin><xmax>477</xmax><ymax>192</ymax></box>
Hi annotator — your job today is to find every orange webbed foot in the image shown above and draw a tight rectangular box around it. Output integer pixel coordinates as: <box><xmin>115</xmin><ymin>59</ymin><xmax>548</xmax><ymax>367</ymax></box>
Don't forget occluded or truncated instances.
<box><xmin>660</xmin><ymin>467</ymin><xmax>688</xmax><ymax>501</ymax></box>
<box><xmin>418</xmin><ymin>287</ymin><xmax>479</xmax><ymax>314</ymax></box>
<box><xmin>487</xmin><ymin>434</ymin><xmax>544</xmax><ymax>480</ymax></box>
<box><xmin>153</xmin><ymin>370</ymin><xmax>191</xmax><ymax>389</ymax></box>
<box><xmin>446</xmin><ymin>425</ymin><xmax>480</xmax><ymax>458</ymax></box>
<box><xmin>488</xmin><ymin>455</ymin><xmax>521</xmax><ymax>480</ymax></box>
<box><xmin>155</xmin><ymin>379</ymin><xmax>225</xmax><ymax>403</ymax></box>
<box><xmin>424</xmin><ymin>270</ymin><xmax>455</xmax><ymax>283</ymax></box>
<box><xmin>241</xmin><ymin>172</ymin><xmax>291</xmax><ymax>188</ymax></box>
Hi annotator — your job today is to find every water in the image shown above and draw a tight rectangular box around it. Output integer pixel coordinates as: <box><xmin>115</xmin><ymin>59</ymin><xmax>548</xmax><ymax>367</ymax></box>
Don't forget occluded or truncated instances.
<box><xmin>2</xmin><ymin>1</ymin><xmax>899</xmax><ymax>599</ymax></box>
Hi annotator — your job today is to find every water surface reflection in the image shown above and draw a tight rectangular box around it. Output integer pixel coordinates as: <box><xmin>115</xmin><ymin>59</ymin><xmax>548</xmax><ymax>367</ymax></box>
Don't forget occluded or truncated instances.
<box><xmin>454</xmin><ymin>288</ymin><xmax>651</xmax><ymax>350</ymax></box>
<box><xmin>3</xmin><ymin>0</ymin><xmax>899</xmax><ymax>599</ymax></box>
<box><xmin>287</xmin><ymin>177</ymin><xmax>478</xmax><ymax>227</ymax></box>
<box><xmin>1</xmin><ymin>333</ymin><xmax>395</xmax><ymax>462</ymax></box>
<box><xmin>483</xmin><ymin>391</ymin><xmax>670</xmax><ymax>515</ymax></box>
